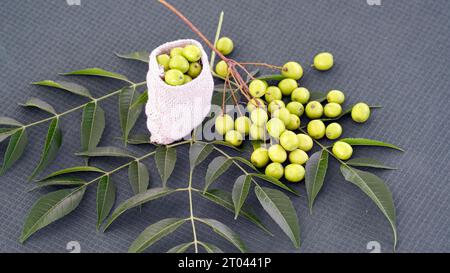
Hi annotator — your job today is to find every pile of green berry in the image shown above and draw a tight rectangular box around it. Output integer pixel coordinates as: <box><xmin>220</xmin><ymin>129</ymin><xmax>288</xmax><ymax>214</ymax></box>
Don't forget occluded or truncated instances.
<box><xmin>214</xmin><ymin>42</ymin><xmax>372</xmax><ymax>183</ymax></box>
<box><xmin>157</xmin><ymin>44</ymin><xmax>203</xmax><ymax>86</ymax></box>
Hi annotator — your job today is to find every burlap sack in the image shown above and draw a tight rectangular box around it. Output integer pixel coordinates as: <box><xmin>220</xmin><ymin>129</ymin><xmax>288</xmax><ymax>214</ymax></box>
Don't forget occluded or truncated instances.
<box><xmin>145</xmin><ymin>39</ymin><xmax>214</xmax><ymax>144</ymax></box>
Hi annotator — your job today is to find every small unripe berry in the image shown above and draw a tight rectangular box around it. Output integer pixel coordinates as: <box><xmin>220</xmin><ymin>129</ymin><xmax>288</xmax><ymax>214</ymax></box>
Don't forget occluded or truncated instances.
<box><xmin>251</xmin><ymin>147</ymin><xmax>269</xmax><ymax>168</ymax></box>
<box><xmin>327</xmin><ymin>90</ymin><xmax>345</xmax><ymax>104</ymax></box>
<box><xmin>332</xmin><ymin>141</ymin><xmax>353</xmax><ymax>160</ymax></box>
<box><xmin>188</xmin><ymin>62</ymin><xmax>202</xmax><ymax>78</ymax></box>
<box><xmin>157</xmin><ymin>54</ymin><xmax>170</xmax><ymax>71</ymax></box>
<box><xmin>325</xmin><ymin>122</ymin><xmax>342</xmax><ymax>140</ymax></box>
<box><xmin>268</xmin><ymin>144</ymin><xmax>287</xmax><ymax>163</ymax></box>
<box><xmin>268</xmin><ymin>100</ymin><xmax>285</xmax><ymax>114</ymax></box>
<box><xmin>324</xmin><ymin>103</ymin><xmax>342</xmax><ymax>118</ymax></box>
<box><xmin>281</xmin><ymin>61</ymin><xmax>303</xmax><ymax>80</ymax></box>
<box><xmin>266</xmin><ymin>118</ymin><xmax>286</xmax><ymax>138</ymax></box>
<box><xmin>251</xmin><ymin>108</ymin><xmax>268</xmax><ymax>126</ymax></box>
<box><xmin>249</xmin><ymin>124</ymin><xmax>266</xmax><ymax>140</ymax></box>
<box><xmin>289</xmin><ymin>149</ymin><xmax>309</xmax><ymax>165</ymax></box>
<box><xmin>265</xmin><ymin>163</ymin><xmax>284</xmax><ymax>180</ymax></box>
<box><xmin>216</xmin><ymin>37</ymin><xmax>234</xmax><ymax>55</ymax></box>
<box><xmin>225</xmin><ymin>130</ymin><xmax>243</xmax><ymax>147</ymax></box>
<box><xmin>215</xmin><ymin>60</ymin><xmax>229</xmax><ymax>78</ymax></box>
<box><xmin>351</xmin><ymin>102</ymin><xmax>371</xmax><ymax>123</ymax></box>
<box><xmin>246</xmin><ymin>98</ymin><xmax>266</xmax><ymax>112</ymax></box>
<box><xmin>170</xmin><ymin>47</ymin><xmax>183</xmax><ymax>58</ymax></box>
<box><xmin>215</xmin><ymin>114</ymin><xmax>234</xmax><ymax>135</ymax></box>
<box><xmin>313</xmin><ymin>52</ymin><xmax>334</xmax><ymax>71</ymax></box>
<box><xmin>249</xmin><ymin>79</ymin><xmax>267</xmax><ymax>98</ymax></box>
<box><xmin>164</xmin><ymin>69</ymin><xmax>184</xmax><ymax>86</ymax></box>
<box><xmin>286</xmin><ymin>114</ymin><xmax>301</xmax><ymax>130</ymax></box>
<box><xmin>307</xmin><ymin>120</ymin><xmax>326</xmax><ymax>139</ymax></box>
<box><xmin>272</xmin><ymin>108</ymin><xmax>291</xmax><ymax>125</ymax></box>
<box><xmin>183</xmin><ymin>74</ymin><xmax>192</xmax><ymax>84</ymax></box>
<box><xmin>297</xmin><ymin>134</ymin><xmax>313</xmax><ymax>152</ymax></box>
<box><xmin>286</xmin><ymin>101</ymin><xmax>304</xmax><ymax>117</ymax></box>
<box><xmin>280</xmin><ymin>130</ymin><xmax>299</xmax><ymax>151</ymax></box>
<box><xmin>182</xmin><ymin>45</ymin><xmax>201</xmax><ymax>62</ymax></box>
<box><xmin>264</xmin><ymin>86</ymin><xmax>282</xmax><ymax>103</ymax></box>
<box><xmin>235</xmin><ymin>116</ymin><xmax>251</xmax><ymax>135</ymax></box>
<box><xmin>291</xmin><ymin>87</ymin><xmax>310</xmax><ymax>104</ymax></box>
<box><xmin>305</xmin><ymin>101</ymin><xmax>324</xmax><ymax>119</ymax></box>
<box><xmin>169</xmin><ymin>55</ymin><xmax>189</xmax><ymax>73</ymax></box>
<box><xmin>278</xmin><ymin>78</ymin><xmax>298</xmax><ymax>96</ymax></box>
<box><xmin>284</xmin><ymin>164</ymin><xmax>305</xmax><ymax>182</ymax></box>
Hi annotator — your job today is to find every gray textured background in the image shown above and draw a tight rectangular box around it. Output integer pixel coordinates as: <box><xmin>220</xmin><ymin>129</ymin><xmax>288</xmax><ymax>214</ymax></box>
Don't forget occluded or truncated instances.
<box><xmin>0</xmin><ymin>0</ymin><xmax>449</xmax><ymax>253</ymax></box>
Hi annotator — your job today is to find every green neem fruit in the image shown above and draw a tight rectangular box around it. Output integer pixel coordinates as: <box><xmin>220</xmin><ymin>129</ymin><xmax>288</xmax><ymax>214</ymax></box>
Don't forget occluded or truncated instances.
<box><xmin>278</xmin><ymin>78</ymin><xmax>298</xmax><ymax>96</ymax></box>
<box><xmin>249</xmin><ymin>79</ymin><xmax>267</xmax><ymax>98</ymax></box>
<box><xmin>266</xmin><ymin>118</ymin><xmax>286</xmax><ymax>138</ymax></box>
<box><xmin>249</xmin><ymin>124</ymin><xmax>266</xmax><ymax>140</ymax></box>
<box><xmin>235</xmin><ymin>116</ymin><xmax>251</xmax><ymax>135</ymax></box>
<box><xmin>324</xmin><ymin>102</ymin><xmax>342</xmax><ymax>118</ymax></box>
<box><xmin>182</xmin><ymin>45</ymin><xmax>201</xmax><ymax>62</ymax></box>
<box><xmin>332</xmin><ymin>141</ymin><xmax>353</xmax><ymax>160</ymax></box>
<box><xmin>305</xmin><ymin>101</ymin><xmax>324</xmax><ymax>119</ymax></box>
<box><xmin>169</xmin><ymin>55</ymin><xmax>189</xmax><ymax>73</ymax></box>
<box><xmin>157</xmin><ymin>54</ymin><xmax>170</xmax><ymax>71</ymax></box>
<box><xmin>351</xmin><ymin>102</ymin><xmax>371</xmax><ymax>123</ymax></box>
<box><xmin>225</xmin><ymin>130</ymin><xmax>243</xmax><ymax>147</ymax></box>
<box><xmin>291</xmin><ymin>87</ymin><xmax>310</xmax><ymax>104</ymax></box>
<box><xmin>286</xmin><ymin>101</ymin><xmax>304</xmax><ymax>117</ymax></box>
<box><xmin>268</xmin><ymin>144</ymin><xmax>287</xmax><ymax>163</ymax></box>
<box><xmin>247</xmin><ymin>98</ymin><xmax>266</xmax><ymax>112</ymax></box>
<box><xmin>326</xmin><ymin>122</ymin><xmax>342</xmax><ymax>140</ymax></box>
<box><xmin>313</xmin><ymin>52</ymin><xmax>334</xmax><ymax>71</ymax></box>
<box><xmin>215</xmin><ymin>60</ymin><xmax>229</xmax><ymax>78</ymax></box>
<box><xmin>164</xmin><ymin>69</ymin><xmax>185</xmax><ymax>86</ymax></box>
<box><xmin>215</xmin><ymin>114</ymin><xmax>234</xmax><ymax>135</ymax></box>
<box><xmin>281</xmin><ymin>61</ymin><xmax>303</xmax><ymax>80</ymax></box>
<box><xmin>216</xmin><ymin>37</ymin><xmax>234</xmax><ymax>55</ymax></box>
<box><xmin>289</xmin><ymin>149</ymin><xmax>309</xmax><ymax>165</ymax></box>
<box><xmin>170</xmin><ymin>47</ymin><xmax>183</xmax><ymax>57</ymax></box>
<box><xmin>268</xmin><ymin>100</ymin><xmax>285</xmax><ymax>113</ymax></box>
<box><xmin>280</xmin><ymin>130</ymin><xmax>299</xmax><ymax>151</ymax></box>
<box><xmin>272</xmin><ymin>108</ymin><xmax>291</xmax><ymax>125</ymax></box>
<box><xmin>188</xmin><ymin>62</ymin><xmax>202</xmax><ymax>78</ymax></box>
<box><xmin>327</xmin><ymin>90</ymin><xmax>345</xmax><ymax>104</ymax></box>
<box><xmin>285</xmin><ymin>164</ymin><xmax>305</xmax><ymax>182</ymax></box>
<box><xmin>183</xmin><ymin>74</ymin><xmax>193</xmax><ymax>83</ymax></box>
<box><xmin>264</xmin><ymin>86</ymin><xmax>282</xmax><ymax>103</ymax></box>
<box><xmin>297</xmin><ymin>133</ymin><xmax>313</xmax><ymax>152</ymax></box>
<box><xmin>250</xmin><ymin>108</ymin><xmax>268</xmax><ymax>126</ymax></box>
<box><xmin>251</xmin><ymin>147</ymin><xmax>269</xmax><ymax>168</ymax></box>
<box><xmin>265</xmin><ymin>163</ymin><xmax>284</xmax><ymax>180</ymax></box>
<box><xmin>307</xmin><ymin>119</ymin><xmax>326</xmax><ymax>139</ymax></box>
<box><xmin>286</xmin><ymin>114</ymin><xmax>301</xmax><ymax>130</ymax></box>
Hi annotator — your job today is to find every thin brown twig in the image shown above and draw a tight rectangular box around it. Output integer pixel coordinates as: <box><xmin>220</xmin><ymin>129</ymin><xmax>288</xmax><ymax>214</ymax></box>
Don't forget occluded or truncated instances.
<box><xmin>240</xmin><ymin>62</ymin><xmax>282</xmax><ymax>70</ymax></box>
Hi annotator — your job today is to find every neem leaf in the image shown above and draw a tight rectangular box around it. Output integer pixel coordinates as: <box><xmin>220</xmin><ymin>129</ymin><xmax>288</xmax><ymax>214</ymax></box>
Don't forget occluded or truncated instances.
<box><xmin>339</xmin><ymin>138</ymin><xmax>404</xmax><ymax>151</ymax></box>
<box><xmin>75</xmin><ymin>146</ymin><xmax>136</xmax><ymax>158</ymax></box>
<box><xmin>19</xmin><ymin>187</ymin><xmax>86</xmax><ymax>243</ymax></box>
<box><xmin>201</xmin><ymin>189</ymin><xmax>272</xmax><ymax>235</ymax></box>
<box><xmin>96</xmin><ymin>175</ymin><xmax>116</xmax><ymax>230</ymax></box>
<box><xmin>204</xmin><ymin>156</ymin><xmax>232</xmax><ymax>192</ymax></box>
<box><xmin>199</xmin><ymin>241</ymin><xmax>224</xmax><ymax>253</ymax></box>
<box><xmin>20</xmin><ymin>97</ymin><xmax>56</xmax><ymax>115</ymax></box>
<box><xmin>128</xmin><ymin>161</ymin><xmax>150</xmax><ymax>195</ymax></box>
<box><xmin>232</xmin><ymin>175</ymin><xmax>252</xmax><ymax>219</ymax></box>
<box><xmin>230</xmin><ymin>156</ymin><xmax>258</xmax><ymax>171</ymax></box>
<box><xmin>189</xmin><ymin>142</ymin><xmax>213</xmax><ymax>169</ymax></box>
<box><xmin>305</xmin><ymin>149</ymin><xmax>329</xmax><ymax>212</ymax></box>
<box><xmin>256</xmin><ymin>74</ymin><xmax>286</xmax><ymax>81</ymax></box>
<box><xmin>130</xmin><ymin>91</ymin><xmax>148</xmax><ymax>109</ymax></box>
<box><xmin>0</xmin><ymin>117</ymin><xmax>23</xmax><ymax>127</ymax></box>
<box><xmin>29</xmin><ymin>118</ymin><xmax>62</xmax><ymax>180</ymax></box>
<box><xmin>346</xmin><ymin>158</ymin><xmax>397</xmax><ymax>170</ymax></box>
<box><xmin>40</xmin><ymin>166</ymin><xmax>105</xmax><ymax>181</ymax></box>
<box><xmin>128</xmin><ymin>218</ymin><xmax>186</xmax><ymax>253</ymax></box>
<box><xmin>61</xmin><ymin>68</ymin><xmax>132</xmax><ymax>83</ymax></box>
<box><xmin>81</xmin><ymin>102</ymin><xmax>105</xmax><ymax>152</ymax></box>
<box><xmin>124</xmin><ymin>134</ymin><xmax>151</xmax><ymax>145</ymax></box>
<box><xmin>115</xmin><ymin>51</ymin><xmax>149</xmax><ymax>63</ymax></box>
<box><xmin>0</xmin><ymin>128</ymin><xmax>18</xmax><ymax>143</ymax></box>
<box><xmin>32</xmin><ymin>80</ymin><xmax>92</xmax><ymax>98</ymax></box>
<box><xmin>29</xmin><ymin>177</ymin><xmax>86</xmax><ymax>191</ymax></box>
<box><xmin>254</xmin><ymin>186</ymin><xmax>300</xmax><ymax>248</ymax></box>
<box><xmin>103</xmin><ymin>187</ymin><xmax>175</xmax><ymax>231</ymax></box>
<box><xmin>167</xmin><ymin>242</ymin><xmax>193</xmax><ymax>253</ymax></box>
<box><xmin>155</xmin><ymin>146</ymin><xmax>177</xmax><ymax>187</ymax></box>
<box><xmin>211</xmin><ymin>140</ymin><xmax>242</xmax><ymax>151</ymax></box>
<box><xmin>1</xmin><ymin>128</ymin><xmax>28</xmax><ymax>175</ymax></box>
<box><xmin>249</xmin><ymin>173</ymin><xmax>298</xmax><ymax>195</ymax></box>
<box><xmin>197</xmin><ymin>218</ymin><xmax>247</xmax><ymax>253</ymax></box>
<box><xmin>340</xmin><ymin>165</ymin><xmax>397</xmax><ymax>248</ymax></box>
<box><xmin>309</xmin><ymin>91</ymin><xmax>327</xmax><ymax>102</ymax></box>
<box><xmin>119</xmin><ymin>87</ymin><xmax>143</xmax><ymax>145</ymax></box>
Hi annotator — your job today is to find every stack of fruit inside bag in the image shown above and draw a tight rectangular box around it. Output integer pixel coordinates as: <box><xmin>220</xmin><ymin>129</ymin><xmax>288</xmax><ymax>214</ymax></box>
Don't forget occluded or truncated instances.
<box><xmin>213</xmin><ymin>38</ymin><xmax>371</xmax><ymax>183</ymax></box>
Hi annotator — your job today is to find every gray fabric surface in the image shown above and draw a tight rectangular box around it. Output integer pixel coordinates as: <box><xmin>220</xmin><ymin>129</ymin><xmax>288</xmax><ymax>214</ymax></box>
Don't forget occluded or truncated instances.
<box><xmin>0</xmin><ymin>0</ymin><xmax>449</xmax><ymax>253</ymax></box>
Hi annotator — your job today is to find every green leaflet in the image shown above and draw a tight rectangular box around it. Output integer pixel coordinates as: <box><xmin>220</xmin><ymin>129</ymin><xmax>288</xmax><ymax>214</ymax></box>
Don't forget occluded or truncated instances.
<box><xmin>249</xmin><ymin>173</ymin><xmax>298</xmax><ymax>195</ymax></box>
<box><xmin>189</xmin><ymin>142</ymin><xmax>213</xmax><ymax>169</ymax></box>
<box><xmin>339</xmin><ymin>138</ymin><xmax>404</xmax><ymax>151</ymax></box>
<box><xmin>196</xmin><ymin>218</ymin><xmax>247</xmax><ymax>253</ymax></box>
<box><xmin>1</xmin><ymin>128</ymin><xmax>28</xmax><ymax>175</ymax></box>
<box><xmin>61</xmin><ymin>67</ymin><xmax>132</xmax><ymax>84</ymax></box>
<box><xmin>20</xmin><ymin>97</ymin><xmax>56</xmax><ymax>115</ymax></box>
<box><xmin>0</xmin><ymin>117</ymin><xmax>23</xmax><ymax>127</ymax></box>
<box><xmin>128</xmin><ymin>218</ymin><xmax>187</xmax><ymax>253</ymax></box>
<box><xmin>115</xmin><ymin>51</ymin><xmax>149</xmax><ymax>63</ymax></box>
<box><xmin>201</xmin><ymin>189</ymin><xmax>272</xmax><ymax>235</ymax></box>
<box><xmin>167</xmin><ymin>242</ymin><xmax>193</xmax><ymax>253</ymax></box>
<box><xmin>309</xmin><ymin>91</ymin><xmax>327</xmax><ymax>102</ymax></box>
<box><xmin>256</xmin><ymin>74</ymin><xmax>286</xmax><ymax>81</ymax></box>
<box><xmin>232</xmin><ymin>175</ymin><xmax>252</xmax><ymax>219</ymax></box>
<box><xmin>75</xmin><ymin>146</ymin><xmax>136</xmax><ymax>158</ymax></box>
<box><xmin>130</xmin><ymin>91</ymin><xmax>148</xmax><ymax>109</ymax></box>
<box><xmin>32</xmin><ymin>80</ymin><xmax>92</xmax><ymax>98</ymax></box>
<box><xmin>204</xmin><ymin>156</ymin><xmax>232</xmax><ymax>192</ymax></box>
<box><xmin>155</xmin><ymin>146</ymin><xmax>177</xmax><ymax>187</ymax></box>
<box><xmin>81</xmin><ymin>102</ymin><xmax>105</xmax><ymax>152</ymax></box>
<box><xmin>211</xmin><ymin>140</ymin><xmax>242</xmax><ymax>151</ymax></box>
<box><xmin>254</xmin><ymin>186</ymin><xmax>300</xmax><ymax>248</ymax></box>
<box><xmin>29</xmin><ymin>118</ymin><xmax>63</xmax><ymax>180</ymax></box>
<box><xmin>346</xmin><ymin>158</ymin><xmax>397</xmax><ymax>170</ymax></box>
<box><xmin>40</xmin><ymin>166</ymin><xmax>105</xmax><ymax>181</ymax></box>
<box><xmin>128</xmin><ymin>161</ymin><xmax>150</xmax><ymax>195</ymax></box>
<box><xmin>305</xmin><ymin>149</ymin><xmax>329</xmax><ymax>212</ymax></box>
<box><xmin>96</xmin><ymin>175</ymin><xmax>116</xmax><ymax>230</ymax></box>
<box><xmin>119</xmin><ymin>87</ymin><xmax>143</xmax><ymax>145</ymax></box>
<box><xmin>198</xmin><ymin>241</ymin><xmax>224</xmax><ymax>253</ymax></box>
<box><xmin>103</xmin><ymin>187</ymin><xmax>175</xmax><ymax>231</ymax></box>
<box><xmin>29</xmin><ymin>177</ymin><xmax>86</xmax><ymax>191</ymax></box>
<box><xmin>340</xmin><ymin>165</ymin><xmax>397</xmax><ymax>249</ymax></box>
<box><xmin>211</xmin><ymin>89</ymin><xmax>241</xmax><ymax>107</ymax></box>
<box><xmin>0</xmin><ymin>128</ymin><xmax>18</xmax><ymax>143</ymax></box>
<box><xmin>19</xmin><ymin>187</ymin><xmax>86</xmax><ymax>243</ymax></box>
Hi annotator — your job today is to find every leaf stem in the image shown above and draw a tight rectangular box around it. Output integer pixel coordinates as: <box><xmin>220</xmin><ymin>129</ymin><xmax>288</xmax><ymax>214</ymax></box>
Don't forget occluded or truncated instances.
<box><xmin>209</xmin><ymin>11</ymin><xmax>224</xmax><ymax>69</ymax></box>
<box><xmin>187</xmin><ymin>166</ymin><xmax>199</xmax><ymax>253</ymax></box>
